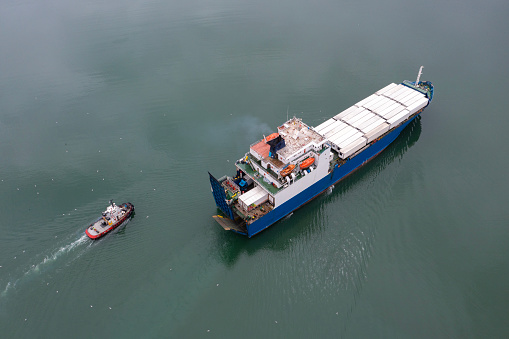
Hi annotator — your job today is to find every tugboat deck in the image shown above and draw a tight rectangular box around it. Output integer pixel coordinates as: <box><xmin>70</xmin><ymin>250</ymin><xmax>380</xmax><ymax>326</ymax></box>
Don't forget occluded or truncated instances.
<box><xmin>85</xmin><ymin>201</ymin><xmax>134</xmax><ymax>239</ymax></box>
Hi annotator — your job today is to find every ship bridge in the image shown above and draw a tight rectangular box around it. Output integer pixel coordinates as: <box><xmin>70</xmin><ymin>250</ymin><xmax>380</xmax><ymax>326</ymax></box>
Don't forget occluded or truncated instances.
<box><xmin>276</xmin><ymin>117</ymin><xmax>326</xmax><ymax>164</ymax></box>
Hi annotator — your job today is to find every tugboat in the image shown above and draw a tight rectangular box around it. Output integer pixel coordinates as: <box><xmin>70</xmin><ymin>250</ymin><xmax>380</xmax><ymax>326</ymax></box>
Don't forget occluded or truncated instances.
<box><xmin>85</xmin><ymin>201</ymin><xmax>135</xmax><ymax>239</ymax></box>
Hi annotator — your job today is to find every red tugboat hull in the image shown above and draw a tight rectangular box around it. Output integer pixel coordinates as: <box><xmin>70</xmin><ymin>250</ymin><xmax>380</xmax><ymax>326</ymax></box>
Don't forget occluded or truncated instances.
<box><xmin>85</xmin><ymin>202</ymin><xmax>135</xmax><ymax>240</ymax></box>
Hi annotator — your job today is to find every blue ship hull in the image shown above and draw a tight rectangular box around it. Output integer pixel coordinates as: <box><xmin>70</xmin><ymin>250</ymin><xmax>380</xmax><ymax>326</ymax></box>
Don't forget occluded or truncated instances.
<box><xmin>240</xmin><ymin>114</ymin><xmax>419</xmax><ymax>237</ymax></box>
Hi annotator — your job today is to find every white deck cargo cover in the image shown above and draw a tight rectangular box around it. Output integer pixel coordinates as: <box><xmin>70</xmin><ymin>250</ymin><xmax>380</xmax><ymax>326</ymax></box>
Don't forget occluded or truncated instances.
<box><xmin>365</xmin><ymin>122</ymin><xmax>390</xmax><ymax>142</ymax></box>
<box><xmin>350</xmin><ymin>111</ymin><xmax>378</xmax><ymax>128</ymax></box>
<box><xmin>355</xmin><ymin>94</ymin><xmax>378</xmax><ymax>108</ymax></box>
<box><xmin>376</xmin><ymin>101</ymin><xmax>400</xmax><ymax>117</ymax></box>
<box><xmin>398</xmin><ymin>91</ymin><xmax>422</xmax><ymax>106</ymax></box>
<box><xmin>376</xmin><ymin>83</ymin><xmax>397</xmax><ymax>95</ymax></box>
<box><xmin>325</xmin><ymin>122</ymin><xmax>351</xmax><ymax>139</ymax></box>
<box><xmin>339</xmin><ymin>137</ymin><xmax>368</xmax><ymax>159</ymax></box>
<box><xmin>386</xmin><ymin>91</ymin><xmax>406</xmax><ymax>103</ymax></box>
<box><xmin>382</xmin><ymin>84</ymin><xmax>405</xmax><ymax>97</ymax></box>
<box><xmin>406</xmin><ymin>97</ymin><xmax>429</xmax><ymax>114</ymax></box>
<box><xmin>381</xmin><ymin>105</ymin><xmax>406</xmax><ymax>120</ymax></box>
<box><xmin>386</xmin><ymin>86</ymin><xmax>409</xmax><ymax>100</ymax></box>
<box><xmin>372</xmin><ymin>99</ymin><xmax>396</xmax><ymax>115</ymax></box>
<box><xmin>357</xmin><ymin>115</ymin><xmax>382</xmax><ymax>131</ymax></box>
<box><xmin>336</xmin><ymin>132</ymin><xmax>364</xmax><ymax>148</ymax></box>
<box><xmin>387</xmin><ymin>110</ymin><xmax>411</xmax><ymax>129</ymax></box>
<box><xmin>361</xmin><ymin>117</ymin><xmax>387</xmax><ymax>134</ymax></box>
<box><xmin>341</xmin><ymin>107</ymin><xmax>368</xmax><ymax>123</ymax></box>
<box><xmin>393</xmin><ymin>88</ymin><xmax>416</xmax><ymax>102</ymax></box>
<box><xmin>323</xmin><ymin>121</ymin><xmax>349</xmax><ymax>139</ymax></box>
<box><xmin>314</xmin><ymin>118</ymin><xmax>336</xmax><ymax>133</ymax></box>
<box><xmin>402</xmin><ymin>93</ymin><xmax>426</xmax><ymax>108</ymax></box>
<box><xmin>318</xmin><ymin>120</ymin><xmax>343</xmax><ymax>137</ymax></box>
<box><xmin>239</xmin><ymin>185</ymin><xmax>268</xmax><ymax>210</ymax></box>
<box><xmin>362</xmin><ymin>96</ymin><xmax>386</xmax><ymax>110</ymax></box>
<box><xmin>371</xmin><ymin>97</ymin><xmax>394</xmax><ymax>113</ymax></box>
<box><xmin>334</xmin><ymin>106</ymin><xmax>359</xmax><ymax>120</ymax></box>
<box><xmin>330</xmin><ymin>129</ymin><xmax>362</xmax><ymax>146</ymax></box>
<box><xmin>343</xmin><ymin>109</ymin><xmax>370</xmax><ymax>124</ymax></box>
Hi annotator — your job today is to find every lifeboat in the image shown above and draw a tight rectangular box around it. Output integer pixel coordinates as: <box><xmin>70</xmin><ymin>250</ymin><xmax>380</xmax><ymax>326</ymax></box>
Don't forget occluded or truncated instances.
<box><xmin>85</xmin><ymin>201</ymin><xmax>135</xmax><ymax>240</ymax></box>
<box><xmin>299</xmin><ymin>157</ymin><xmax>315</xmax><ymax>170</ymax></box>
<box><xmin>265</xmin><ymin>133</ymin><xmax>279</xmax><ymax>142</ymax></box>
<box><xmin>280</xmin><ymin>164</ymin><xmax>295</xmax><ymax>177</ymax></box>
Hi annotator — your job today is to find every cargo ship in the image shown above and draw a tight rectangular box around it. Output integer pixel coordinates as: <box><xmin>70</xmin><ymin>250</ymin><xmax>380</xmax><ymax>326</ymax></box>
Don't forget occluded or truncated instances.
<box><xmin>209</xmin><ymin>67</ymin><xmax>433</xmax><ymax>237</ymax></box>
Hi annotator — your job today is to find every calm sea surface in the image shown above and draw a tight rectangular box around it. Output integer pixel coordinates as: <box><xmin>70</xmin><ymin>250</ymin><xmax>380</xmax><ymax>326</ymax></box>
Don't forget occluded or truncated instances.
<box><xmin>1</xmin><ymin>0</ymin><xmax>508</xmax><ymax>337</ymax></box>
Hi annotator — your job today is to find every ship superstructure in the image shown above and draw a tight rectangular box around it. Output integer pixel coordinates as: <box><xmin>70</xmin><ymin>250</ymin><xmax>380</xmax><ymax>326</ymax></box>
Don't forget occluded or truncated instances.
<box><xmin>210</xmin><ymin>67</ymin><xmax>433</xmax><ymax>237</ymax></box>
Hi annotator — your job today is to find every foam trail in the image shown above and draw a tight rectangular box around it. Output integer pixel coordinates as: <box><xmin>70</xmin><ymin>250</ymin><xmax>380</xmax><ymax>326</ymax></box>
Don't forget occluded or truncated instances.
<box><xmin>1</xmin><ymin>234</ymin><xmax>89</xmax><ymax>298</ymax></box>
<box><xmin>30</xmin><ymin>234</ymin><xmax>88</xmax><ymax>274</ymax></box>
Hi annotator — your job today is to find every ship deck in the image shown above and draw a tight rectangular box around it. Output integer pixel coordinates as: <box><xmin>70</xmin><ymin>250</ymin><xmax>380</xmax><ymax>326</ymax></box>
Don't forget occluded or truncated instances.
<box><xmin>236</xmin><ymin>160</ymin><xmax>281</xmax><ymax>195</ymax></box>
<box><xmin>88</xmin><ymin>219</ymin><xmax>111</xmax><ymax>235</ymax></box>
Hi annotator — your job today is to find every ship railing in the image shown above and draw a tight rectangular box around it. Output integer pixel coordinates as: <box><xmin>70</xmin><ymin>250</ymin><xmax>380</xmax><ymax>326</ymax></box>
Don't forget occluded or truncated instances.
<box><xmin>248</xmin><ymin>157</ymin><xmax>282</xmax><ymax>188</ymax></box>
<box><xmin>224</xmin><ymin>176</ymin><xmax>241</xmax><ymax>192</ymax></box>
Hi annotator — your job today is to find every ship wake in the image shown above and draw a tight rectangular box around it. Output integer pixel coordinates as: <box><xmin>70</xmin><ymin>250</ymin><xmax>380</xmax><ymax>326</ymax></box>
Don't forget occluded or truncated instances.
<box><xmin>1</xmin><ymin>233</ymin><xmax>91</xmax><ymax>299</ymax></box>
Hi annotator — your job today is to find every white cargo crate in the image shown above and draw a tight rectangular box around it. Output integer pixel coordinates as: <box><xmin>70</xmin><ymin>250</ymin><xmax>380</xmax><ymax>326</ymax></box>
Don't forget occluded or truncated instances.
<box><xmin>369</xmin><ymin>97</ymin><xmax>393</xmax><ymax>112</ymax></box>
<box><xmin>329</xmin><ymin>128</ymin><xmax>360</xmax><ymax>145</ymax></box>
<box><xmin>319</xmin><ymin>120</ymin><xmax>343</xmax><ymax>136</ymax></box>
<box><xmin>398</xmin><ymin>91</ymin><xmax>422</xmax><ymax>106</ymax></box>
<box><xmin>313</xmin><ymin>118</ymin><xmax>336</xmax><ymax>133</ymax></box>
<box><xmin>341</xmin><ymin>107</ymin><xmax>366</xmax><ymax>122</ymax></box>
<box><xmin>334</xmin><ymin>105</ymin><xmax>358</xmax><ymax>120</ymax></box>
<box><xmin>328</xmin><ymin>125</ymin><xmax>357</xmax><ymax>142</ymax></box>
<box><xmin>239</xmin><ymin>185</ymin><xmax>268</xmax><ymax>211</ymax></box>
<box><xmin>376</xmin><ymin>83</ymin><xmax>397</xmax><ymax>95</ymax></box>
<box><xmin>392</xmin><ymin>87</ymin><xmax>415</xmax><ymax>102</ymax></box>
<box><xmin>382</xmin><ymin>84</ymin><xmax>405</xmax><ymax>97</ymax></box>
<box><xmin>323</xmin><ymin>121</ymin><xmax>349</xmax><ymax>138</ymax></box>
<box><xmin>336</xmin><ymin>132</ymin><xmax>365</xmax><ymax>148</ymax></box>
<box><xmin>401</xmin><ymin>93</ymin><xmax>426</xmax><ymax>108</ymax></box>
<box><xmin>376</xmin><ymin>101</ymin><xmax>400</xmax><ymax>117</ymax></box>
<box><xmin>406</xmin><ymin>97</ymin><xmax>429</xmax><ymax>114</ymax></box>
<box><xmin>362</xmin><ymin>95</ymin><xmax>385</xmax><ymax>110</ymax></box>
<box><xmin>365</xmin><ymin>122</ymin><xmax>390</xmax><ymax>142</ymax></box>
<box><xmin>351</xmin><ymin>112</ymin><xmax>377</xmax><ymax>128</ymax></box>
<box><xmin>355</xmin><ymin>94</ymin><xmax>378</xmax><ymax>108</ymax></box>
<box><xmin>361</xmin><ymin>118</ymin><xmax>387</xmax><ymax>134</ymax></box>
<box><xmin>339</xmin><ymin>137</ymin><xmax>368</xmax><ymax>159</ymax></box>
<box><xmin>326</xmin><ymin>124</ymin><xmax>351</xmax><ymax>140</ymax></box>
<box><xmin>329</xmin><ymin>128</ymin><xmax>359</xmax><ymax>145</ymax></box>
<box><xmin>386</xmin><ymin>86</ymin><xmax>410</xmax><ymax>101</ymax></box>
<box><xmin>336</xmin><ymin>132</ymin><xmax>364</xmax><ymax>149</ymax></box>
<box><xmin>371</xmin><ymin>99</ymin><xmax>392</xmax><ymax>113</ymax></box>
<box><xmin>372</xmin><ymin>99</ymin><xmax>396</xmax><ymax>115</ymax></box>
<box><xmin>382</xmin><ymin>105</ymin><xmax>405</xmax><ymax>120</ymax></box>
<box><xmin>387</xmin><ymin>110</ymin><xmax>411</xmax><ymax>129</ymax></box>
<box><xmin>357</xmin><ymin>115</ymin><xmax>382</xmax><ymax>131</ymax></box>
<box><xmin>344</xmin><ymin>109</ymin><xmax>370</xmax><ymax>124</ymax></box>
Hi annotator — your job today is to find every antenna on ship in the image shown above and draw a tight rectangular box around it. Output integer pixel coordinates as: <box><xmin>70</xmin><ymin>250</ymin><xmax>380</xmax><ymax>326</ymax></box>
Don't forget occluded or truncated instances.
<box><xmin>415</xmin><ymin>66</ymin><xmax>424</xmax><ymax>85</ymax></box>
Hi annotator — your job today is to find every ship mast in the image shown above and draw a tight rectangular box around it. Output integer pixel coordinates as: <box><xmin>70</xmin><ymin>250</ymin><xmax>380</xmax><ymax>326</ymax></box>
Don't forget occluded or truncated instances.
<box><xmin>415</xmin><ymin>66</ymin><xmax>424</xmax><ymax>85</ymax></box>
